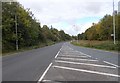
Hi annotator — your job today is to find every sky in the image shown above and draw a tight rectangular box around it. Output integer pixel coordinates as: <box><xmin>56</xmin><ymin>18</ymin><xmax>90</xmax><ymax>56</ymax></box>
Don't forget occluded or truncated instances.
<box><xmin>17</xmin><ymin>0</ymin><xmax>119</xmax><ymax>36</ymax></box>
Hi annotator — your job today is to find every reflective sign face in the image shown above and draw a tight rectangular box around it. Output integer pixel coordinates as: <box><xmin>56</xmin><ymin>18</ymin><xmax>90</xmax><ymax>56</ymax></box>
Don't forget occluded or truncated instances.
<box><xmin>111</xmin><ymin>34</ymin><xmax>114</xmax><ymax>36</ymax></box>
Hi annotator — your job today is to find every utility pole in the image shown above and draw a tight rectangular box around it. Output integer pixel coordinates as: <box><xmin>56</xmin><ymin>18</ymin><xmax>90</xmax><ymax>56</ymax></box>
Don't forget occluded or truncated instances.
<box><xmin>15</xmin><ymin>14</ymin><xmax>18</xmax><ymax>50</ymax></box>
<box><xmin>113</xmin><ymin>0</ymin><xmax>116</xmax><ymax>44</ymax></box>
<box><xmin>77</xmin><ymin>34</ymin><xmax>79</xmax><ymax>44</ymax></box>
<box><xmin>73</xmin><ymin>25</ymin><xmax>79</xmax><ymax>44</ymax></box>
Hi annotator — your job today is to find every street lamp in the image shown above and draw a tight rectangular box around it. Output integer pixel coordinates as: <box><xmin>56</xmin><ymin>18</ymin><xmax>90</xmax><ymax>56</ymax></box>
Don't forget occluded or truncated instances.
<box><xmin>113</xmin><ymin>0</ymin><xmax>116</xmax><ymax>44</ymax></box>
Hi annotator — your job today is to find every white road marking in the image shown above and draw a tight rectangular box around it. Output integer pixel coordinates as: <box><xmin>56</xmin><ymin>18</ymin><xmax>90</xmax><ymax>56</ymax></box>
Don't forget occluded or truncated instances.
<box><xmin>38</xmin><ymin>44</ymin><xmax>63</xmax><ymax>82</ymax></box>
<box><xmin>42</xmin><ymin>80</ymin><xmax>51</xmax><ymax>82</ymax></box>
<box><xmin>55</xmin><ymin>60</ymin><xmax>116</xmax><ymax>69</ymax></box>
<box><xmin>59</xmin><ymin>55</ymin><xmax>88</xmax><ymax>58</ymax></box>
<box><xmin>103</xmin><ymin>61</ymin><xmax>119</xmax><ymax>68</ymax></box>
<box><xmin>53</xmin><ymin>65</ymin><xmax>120</xmax><ymax>78</ymax></box>
<box><xmin>38</xmin><ymin>63</ymin><xmax>53</xmax><ymax>82</ymax></box>
<box><xmin>71</xmin><ymin>50</ymin><xmax>91</xmax><ymax>58</ymax></box>
<box><xmin>55</xmin><ymin>47</ymin><xmax>62</xmax><ymax>59</ymax></box>
<box><xmin>57</xmin><ymin>57</ymin><xmax>98</xmax><ymax>62</ymax></box>
<box><xmin>79</xmin><ymin>52</ymin><xmax>91</xmax><ymax>57</ymax></box>
<box><xmin>55</xmin><ymin>51</ymin><xmax>60</xmax><ymax>59</ymax></box>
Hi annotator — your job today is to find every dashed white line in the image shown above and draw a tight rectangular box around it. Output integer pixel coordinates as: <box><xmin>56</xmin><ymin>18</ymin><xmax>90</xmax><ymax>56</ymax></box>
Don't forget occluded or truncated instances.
<box><xmin>53</xmin><ymin>65</ymin><xmax>120</xmax><ymax>78</ymax></box>
<box><xmin>103</xmin><ymin>61</ymin><xmax>119</xmax><ymax>68</ymax></box>
<box><xmin>55</xmin><ymin>60</ymin><xmax>116</xmax><ymax>69</ymax></box>
<box><xmin>57</xmin><ymin>57</ymin><xmax>98</xmax><ymax>62</ymax></box>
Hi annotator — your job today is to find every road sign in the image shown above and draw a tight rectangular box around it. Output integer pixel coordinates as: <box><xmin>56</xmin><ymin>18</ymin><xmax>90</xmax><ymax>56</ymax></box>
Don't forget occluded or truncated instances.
<box><xmin>111</xmin><ymin>34</ymin><xmax>114</xmax><ymax>36</ymax></box>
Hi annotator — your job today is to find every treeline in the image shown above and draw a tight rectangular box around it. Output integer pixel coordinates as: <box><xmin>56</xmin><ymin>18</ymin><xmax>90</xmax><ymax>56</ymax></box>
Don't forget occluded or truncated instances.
<box><xmin>78</xmin><ymin>14</ymin><xmax>120</xmax><ymax>41</ymax></box>
<box><xmin>2</xmin><ymin>2</ymin><xmax>71</xmax><ymax>53</ymax></box>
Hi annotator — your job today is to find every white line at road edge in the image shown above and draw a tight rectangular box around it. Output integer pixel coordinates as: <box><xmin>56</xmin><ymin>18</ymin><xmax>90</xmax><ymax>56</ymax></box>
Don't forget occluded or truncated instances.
<box><xmin>38</xmin><ymin>44</ymin><xmax>63</xmax><ymax>82</ymax></box>
<box><xmin>53</xmin><ymin>65</ymin><xmax>120</xmax><ymax>78</ymax></box>
<box><xmin>103</xmin><ymin>61</ymin><xmax>119</xmax><ymax>68</ymax></box>
<box><xmin>55</xmin><ymin>60</ymin><xmax>116</xmax><ymax>69</ymax></box>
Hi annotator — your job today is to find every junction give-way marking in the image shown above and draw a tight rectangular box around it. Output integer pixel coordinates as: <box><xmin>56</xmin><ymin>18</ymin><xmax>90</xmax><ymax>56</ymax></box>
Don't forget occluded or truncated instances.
<box><xmin>53</xmin><ymin>65</ymin><xmax>120</xmax><ymax>78</ymax></box>
<box><xmin>55</xmin><ymin>60</ymin><xmax>116</xmax><ymax>69</ymax></box>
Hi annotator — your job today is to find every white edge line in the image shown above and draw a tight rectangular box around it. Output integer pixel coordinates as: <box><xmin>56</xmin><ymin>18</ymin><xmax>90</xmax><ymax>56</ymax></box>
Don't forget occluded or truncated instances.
<box><xmin>38</xmin><ymin>63</ymin><xmax>53</xmax><ymax>82</ymax></box>
<box><xmin>55</xmin><ymin>60</ymin><xmax>116</xmax><ymax>69</ymax></box>
<box><xmin>53</xmin><ymin>65</ymin><xmax>120</xmax><ymax>78</ymax></box>
<box><xmin>103</xmin><ymin>61</ymin><xmax>119</xmax><ymax>68</ymax></box>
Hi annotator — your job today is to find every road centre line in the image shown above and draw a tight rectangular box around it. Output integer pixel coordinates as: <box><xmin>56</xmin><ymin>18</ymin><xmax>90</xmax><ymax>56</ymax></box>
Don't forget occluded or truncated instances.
<box><xmin>38</xmin><ymin>63</ymin><xmax>53</xmax><ymax>82</ymax></box>
<box><xmin>55</xmin><ymin>60</ymin><xmax>116</xmax><ymax>69</ymax></box>
<box><xmin>57</xmin><ymin>57</ymin><xmax>98</xmax><ymax>62</ymax></box>
<box><xmin>103</xmin><ymin>61</ymin><xmax>119</xmax><ymax>68</ymax></box>
<box><xmin>53</xmin><ymin>65</ymin><xmax>120</xmax><ymax>78</ymax></box>
<box><xmin>38</xmin><ymin>44</ymin><xmax>63</xmax><ymax>82</ymax></box>
<box><xmin>55</xmin><ymin>46</ymin><xmax>62</xmax><ymax>59</ymax></box>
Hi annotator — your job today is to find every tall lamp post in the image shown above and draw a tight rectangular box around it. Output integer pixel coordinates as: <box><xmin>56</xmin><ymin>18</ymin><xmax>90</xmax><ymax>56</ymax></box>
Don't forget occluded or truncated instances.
<box><xmin>73</xmin><ymin>25</ymin><xmax>79</xmax><ymax>44</ymax></box>
<box><xmin>113</xmin><ymin>0</ymin><xmax>116</xmax><ymax>44</ymax></box>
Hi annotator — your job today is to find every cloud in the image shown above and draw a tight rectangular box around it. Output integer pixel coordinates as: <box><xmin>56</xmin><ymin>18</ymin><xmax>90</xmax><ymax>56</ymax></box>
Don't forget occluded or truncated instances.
<box><xmin>17</xmin><ymin>0</ymin><xmax>119</xmax><ymax>35</ymax></box>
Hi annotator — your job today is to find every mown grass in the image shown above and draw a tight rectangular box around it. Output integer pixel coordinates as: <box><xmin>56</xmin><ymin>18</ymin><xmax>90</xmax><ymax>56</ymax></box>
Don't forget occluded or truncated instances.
<box><xmin>71</xmin><ymin>40</ymin><xmax>119</xmax><ymax>52</ymax></box>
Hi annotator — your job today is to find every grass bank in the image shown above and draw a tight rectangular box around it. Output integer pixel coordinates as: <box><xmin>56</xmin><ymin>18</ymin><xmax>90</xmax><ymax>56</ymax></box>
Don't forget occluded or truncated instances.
<box><xmin>71</xmin><ymin>40</ymin><xmax>119</xmax><ymax>52</ymax></box>
<box><xmin>2</xmin><ymin>40</ymin><xmax>56</xmax><ymax>56</ymax></box>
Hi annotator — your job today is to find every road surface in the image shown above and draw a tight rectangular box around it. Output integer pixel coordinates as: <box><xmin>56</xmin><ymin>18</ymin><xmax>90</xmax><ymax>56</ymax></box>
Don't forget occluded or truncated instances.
<box><xmin>2</xmin><ymin>42</ymin><xmax>63</xmax><ymax>81</ymax></box>
<box><xmin>2</xmin><ymin>42</ymin><xmax>119</xmax><ymax>83</ymax></box>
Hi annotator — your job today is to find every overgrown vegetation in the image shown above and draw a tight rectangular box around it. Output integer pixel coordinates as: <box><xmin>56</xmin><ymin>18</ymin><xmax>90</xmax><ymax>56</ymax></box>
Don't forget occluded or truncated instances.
<box><xmin>77</xmin><ymin>14</ymin><xmax>120</xmax><ymax>41</ymax></box>
<box><xmin>72</xmin><ymin>13</ymin><xmax>120</xmax><ymax>51</ymax></box>
<box><xmin>2</xmin><ymin>2</ymin><xmax>72</xmax><ymax>53</ymax></box>
<box><xmin>71</xmin><ymin>40</ymin><xmax>119</xmax><ymax>51</ymax></box>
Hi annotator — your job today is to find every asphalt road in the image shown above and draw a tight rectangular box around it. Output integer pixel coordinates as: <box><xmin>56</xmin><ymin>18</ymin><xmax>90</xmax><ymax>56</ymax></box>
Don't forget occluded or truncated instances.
<box><xmin>40</xmin><ymin>42</ymin><xmax>119</xmax><ymax>83</ymax></box>
<box><xmin>67</xmin><ymin>42</ymin><xmax>119</xmax><ymax>66</ymax></box>
<box><xmin>2</xmin><ymin>42</ymin><xmax>119</xmax><ymax>82</ymax></box>
<box><xmin>2</xmin><ymin>42</ymin><xmax>63</xmax><ymax>81</ymax></box>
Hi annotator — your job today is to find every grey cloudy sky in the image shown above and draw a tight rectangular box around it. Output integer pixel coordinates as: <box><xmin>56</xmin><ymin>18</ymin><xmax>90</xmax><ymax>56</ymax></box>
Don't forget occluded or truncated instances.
<box><xmin>17</xmin><ymin>0</ymin><xmax>119</xmax><ymax>35</ymax></box>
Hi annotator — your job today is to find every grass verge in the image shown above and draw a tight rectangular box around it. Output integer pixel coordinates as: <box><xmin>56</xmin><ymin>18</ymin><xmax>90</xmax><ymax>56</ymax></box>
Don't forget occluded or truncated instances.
<box><xmin>2</xmin><ymin>41</ymin><xmax>56</xmax><ymax>56</ymax></box>
<box><xmin>71</xmin><ymin>40</ymin><xmax>119</xmax><ymax>52</ymax></box>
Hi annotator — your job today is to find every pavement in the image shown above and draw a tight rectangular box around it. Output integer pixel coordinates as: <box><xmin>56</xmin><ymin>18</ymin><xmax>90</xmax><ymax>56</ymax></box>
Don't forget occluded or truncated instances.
<box><xmin>40</xmin><ymin>42</ymin><xmax>119</xmax><ymax>83</ymax></box>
